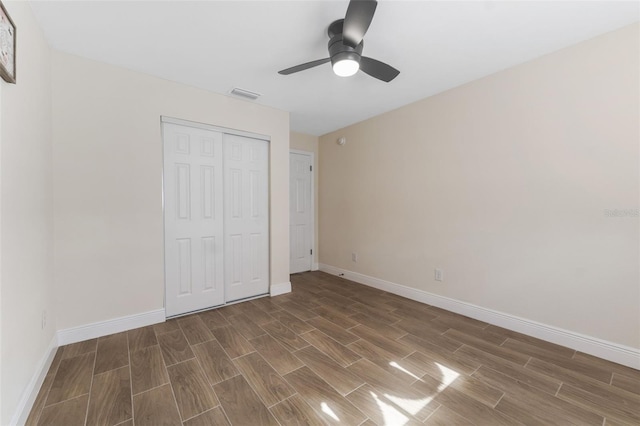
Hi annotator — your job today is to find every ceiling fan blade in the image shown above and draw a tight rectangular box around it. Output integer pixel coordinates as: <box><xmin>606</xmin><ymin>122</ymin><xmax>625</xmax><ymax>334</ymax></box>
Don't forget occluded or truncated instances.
<box><xmin>343</xmin><ymin>0</ymin><xmax>377</xmax><ymax>48</ymax></box>
<box><xmin>278</xmin><ymin>58</ymin><xmax>331</xmax><ymax>75</ymax></box>
<box><xmin>360</xmin><ymin>57</ymin><xmax>400</xmax><ymax>82</ymax></box>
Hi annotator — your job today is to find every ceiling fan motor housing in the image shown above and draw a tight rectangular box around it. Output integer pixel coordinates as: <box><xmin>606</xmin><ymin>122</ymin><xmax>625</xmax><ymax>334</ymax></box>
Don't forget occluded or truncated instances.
<box><xmin>328</xmin><ymin>20</ymin><xmax>363</xmax><ymax>67</ymax></box>
<box><xmin>329</xmin><ymin>35</ymin><xmax>363</xmax><ymax>67</ymax></box>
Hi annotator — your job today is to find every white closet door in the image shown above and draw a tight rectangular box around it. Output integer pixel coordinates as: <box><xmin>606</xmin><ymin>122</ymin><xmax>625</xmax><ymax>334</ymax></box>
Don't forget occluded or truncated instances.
<box><xmin>163</xmin><ymin>123</ymin><xmax>225</xmax><ymax>316</ymax></box>
<box><xmin>224</xmin><ymin>134</ymin><xmax>269</xmax><ymax>302</ymax></box>
<box><xmin>290</xmin><ymin>152</ymin><xmax>313</xmax><ymax>273</ymax></box>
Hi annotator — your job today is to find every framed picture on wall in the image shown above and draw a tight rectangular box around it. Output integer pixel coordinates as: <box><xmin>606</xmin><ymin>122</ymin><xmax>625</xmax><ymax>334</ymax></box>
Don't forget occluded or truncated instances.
<box><xmin>0</xmin><ymin>1</ymin><xmax>15</xmax><ymax>84</ymax></box>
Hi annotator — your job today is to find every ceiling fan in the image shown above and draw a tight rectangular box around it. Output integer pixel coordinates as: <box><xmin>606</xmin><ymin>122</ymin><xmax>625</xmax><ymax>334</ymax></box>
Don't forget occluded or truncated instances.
<box><xmin>278</xmin><ymin>0</ymin><xmax>400</xmax><ymax>82</ymax></box>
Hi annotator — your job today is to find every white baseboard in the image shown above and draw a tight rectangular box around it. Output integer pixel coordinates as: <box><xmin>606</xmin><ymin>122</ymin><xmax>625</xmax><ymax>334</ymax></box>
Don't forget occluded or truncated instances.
<box><xmin>319</xmin><ymin>264</ymin><xmax>640</xmax><ymax>370</ymax></box>
<box><xmin>270</xmin><ymin>281</ymin><xmax>292</xmax><ymax>297</ymax></box>
<box><xmin>57</xmin><ymin>309</ymin><xmax>166</xmax><ymax>346</ymax></box>
<box><xmin>11</xmin><ymin>334</ymin><xmax>58</xmax><ymax>426</ymax></box>
<box><xmin>312</xmin><ymin>263</ymin><xmax>319</xmax><ymax>271</ymax></box>
<box><xmin>13</xmin><ymin>309</ymin><xmax>165</xmax><ymax>424</ymax></box>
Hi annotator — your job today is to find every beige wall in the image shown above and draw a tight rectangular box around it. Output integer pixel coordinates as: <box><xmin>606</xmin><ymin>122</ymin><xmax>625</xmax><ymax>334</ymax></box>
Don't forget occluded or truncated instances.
<box><xmin>290</xmin><ymin>131</ymin><xmax>319</xmax><ymax>153</ymax></box>
<box><xmin>52</xmin><ymin>52</ymin><xmax>289</xmax><ymax>330</ymax></box>
<box><xmin>319</xmin><ymin>24</ymin><xmax>639</xmax><ymax>349</ymax></box>
<box><xmin>0</xmin><ymin>2</ymin><xmax>55</xmax><ymax>424</ymax></box>
<box><xmin>290</xmin><ymin>131</ymin><xmax>319</xmax><ymax>267</ymax></box>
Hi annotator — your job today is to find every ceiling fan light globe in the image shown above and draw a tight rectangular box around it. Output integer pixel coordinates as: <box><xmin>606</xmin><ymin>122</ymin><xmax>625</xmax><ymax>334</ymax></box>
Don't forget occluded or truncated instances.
<box><xmin>333</xmin><ymin>58</ymin><xmax>360</xmax><ymax>77</ymax></box>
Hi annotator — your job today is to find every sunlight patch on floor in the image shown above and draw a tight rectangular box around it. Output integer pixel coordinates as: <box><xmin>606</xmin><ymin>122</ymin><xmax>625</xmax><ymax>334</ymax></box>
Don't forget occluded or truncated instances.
<box><xmin>383</xmin><ymin>393</ymin><xmax>434</xmax><ymax>417</ymax></box>
<box><xmin>436</xmin><ymin>362</ymin><xmax>460</xmax><ymax>391</ymax></box>
<box><xmin>370</xmin><ymin>390</ymin><xmax>414</xmax><ymax>425</ymax></box>
<box><xmin>321</xmin><ymin>402</ymin><xmax>340</xmax><ymax>421</ymax></box>
<box><xmin>381</xmin><ymin>361</ymin><xmax>461</xmax><ymax>421</ymax></box>
<box><xmin>389</xmin><ymin>361</ymin><xmax>422</xmax><ymax>381</ymax></box>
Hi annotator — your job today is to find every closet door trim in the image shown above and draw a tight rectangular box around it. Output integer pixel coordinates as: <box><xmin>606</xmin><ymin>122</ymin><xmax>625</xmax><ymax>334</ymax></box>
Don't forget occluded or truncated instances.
<box><xmin>161</xmin><ymin>116</ymin><xmax>271</xmax><ymax>142</ymax></box>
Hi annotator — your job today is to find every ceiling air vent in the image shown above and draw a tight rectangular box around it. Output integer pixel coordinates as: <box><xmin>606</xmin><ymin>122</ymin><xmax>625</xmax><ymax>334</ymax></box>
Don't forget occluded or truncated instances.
<box><xmin>229</xmin><ymin>87</ymin><xmax>261</xmax><ymax>100</ymax></box>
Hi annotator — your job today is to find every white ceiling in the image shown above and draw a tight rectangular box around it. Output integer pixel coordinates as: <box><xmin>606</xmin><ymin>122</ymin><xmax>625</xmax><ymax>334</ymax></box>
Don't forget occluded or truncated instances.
<box><xmin>30</xmin><ymin>1</ymin><xmax>639</xmax><ymax>136</ymax></box>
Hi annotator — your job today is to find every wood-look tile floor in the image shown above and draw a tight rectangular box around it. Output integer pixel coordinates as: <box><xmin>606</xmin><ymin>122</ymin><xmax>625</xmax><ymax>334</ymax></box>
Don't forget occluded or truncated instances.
<box><xmin>27</xmin><ymin>271</ymin><xmax>640</xmax><ymax>425</ymax></box>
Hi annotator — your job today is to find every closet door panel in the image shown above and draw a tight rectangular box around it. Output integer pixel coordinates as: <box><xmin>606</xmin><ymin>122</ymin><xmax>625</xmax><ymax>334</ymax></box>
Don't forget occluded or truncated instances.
<box><xmin>163</xmin><ymin>123</ymin><xmax>225</xmax><ymax>316</ymax></box>
<box><xmin>223</xmin><ymin>134</ymin><xmax>269</xmax><ymax>302</ymax></box>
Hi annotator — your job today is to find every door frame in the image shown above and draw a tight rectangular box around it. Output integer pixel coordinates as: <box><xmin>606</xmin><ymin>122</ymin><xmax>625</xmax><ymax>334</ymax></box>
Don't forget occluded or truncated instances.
<box><xmin>161</xmin><ymin>115</ymin><xmax>271</xmax><ymax>318</ymax></box>
<box><xmin>289</xmin><ymin>149</ymin><xmax>316</xmax><ymax>273</ymax></box>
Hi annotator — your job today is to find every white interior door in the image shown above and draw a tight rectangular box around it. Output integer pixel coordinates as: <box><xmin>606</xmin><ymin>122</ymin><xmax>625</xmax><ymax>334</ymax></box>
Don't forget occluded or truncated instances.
<box><xmin>163</xmin><ymin>123</ymin><xmax>225</xmax><ymax>317</ymax></box>
<box><xmin>290</xmin><ymin>152</ymin><xmax>313</xmax><ymax>273</ymax></box>
<box><xmin>224</xmin><ymin>134</ymin><xmax>269</xmax><ymax>302</ymax></box>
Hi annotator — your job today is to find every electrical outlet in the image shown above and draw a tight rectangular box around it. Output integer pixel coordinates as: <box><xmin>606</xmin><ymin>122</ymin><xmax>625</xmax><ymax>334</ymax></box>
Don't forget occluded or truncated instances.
<box><xmin>352</xmin><ymin>253</ymin><xmax>358</xmax><ymax>262</ymax></box>
<box><xmin>435</xmin><ymin>268</ymin><xmax>444</xmax><ymax>282</ymax></box>
<box><xmin>41</xmin><ymin>310</ymin><xmax>47</xmax><ymax>330</ymax></box>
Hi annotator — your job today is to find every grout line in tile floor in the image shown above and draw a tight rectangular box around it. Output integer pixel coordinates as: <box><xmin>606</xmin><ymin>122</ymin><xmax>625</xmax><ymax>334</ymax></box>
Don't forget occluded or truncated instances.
<box><xmin>82</xmin><ymin>349</ymin><xmax>97</xmax><ymax>425</ymax></box>
<box><xmin>133</xmin><ymin>382</ymin><xmax>165</xmax><ymax>397</ymax></box>
<box><xmin>126</xmin><ymin>334</ymin><xmax>134</xmax><ymax>425</ymax></box>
